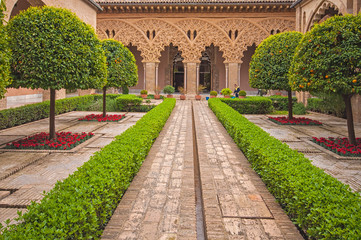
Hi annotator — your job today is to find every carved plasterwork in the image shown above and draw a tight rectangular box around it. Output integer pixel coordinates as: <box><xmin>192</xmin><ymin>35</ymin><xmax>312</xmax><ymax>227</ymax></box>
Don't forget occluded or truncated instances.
<box><xmin>306</xmin><ymin>1</ymin><xmax>342</xmax><ymax>31</ymax></box>
<box><xmin>97</xmin><ymin>17</ymin><xmax>295</xmax><ymax>63</ymax></box>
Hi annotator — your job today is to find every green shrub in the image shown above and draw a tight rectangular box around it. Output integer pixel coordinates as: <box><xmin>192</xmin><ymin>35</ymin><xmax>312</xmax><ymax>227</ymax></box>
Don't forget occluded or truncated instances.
<box><xmin>221</xmin><ymin>88</ymin><xmax>232</xmax><ymax>96</ymax></box>
<box><xmin>267</xmin><ymin>95</ymin><xmax>297</xmax><ymax>111</ymax></box>
<box><xmin>163</xmin><ymin>85</ymin><xmax>175</xmax><ymax>94</ymax></box>
<box><xmin>220</xmin><ymin>97</ymin><xmax>273</xmax><ymax>114</ymax></box>
<box><xmin>210</xmin><ymin>91</ymin><xmax>217</xmax><ymax>96</ymax></box>
<box><xmin>208</xmin><ymin>98</ymin><xmax>361</xmax><ymax>240</ymax></box>
<box><xmin>293</xmin><ymin>102</ymin><xmax>306</xmax><ymax>115</ymax></box>
<box><xmin>0</xmin><ymin>1</ymin><xmax>11</xmax><ymax>99</ymax></box>
<box><xmin>239</xmin><ymin>90</ymin><xmax>246</xmax><ymax>96</ymax></box>
<box><xmin>307</xmin><ymin>93</ymin><xmax>346</xmax><ymax>118</ymax></box>
<box><xmin>0</xmin><ymin>98</ymin><xmax>176</xmax><ymax>239</ymax></box>
<box><xmin>116</xmin><ymin>94</ymin><xmax>142</xmax><ymax>111</ymax></box>
<box><xmin>0</xmin><ymin>95</ymin><xmax>95</xmax><ymax>130</ymax></box>
<box><xmin>140</xmin><ymin>89</ymin><xmax>148</xmax><ymax>95</ymax></box>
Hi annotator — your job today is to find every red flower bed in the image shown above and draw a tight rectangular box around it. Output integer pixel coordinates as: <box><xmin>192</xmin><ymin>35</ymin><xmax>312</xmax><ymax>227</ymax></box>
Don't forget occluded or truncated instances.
<box><xmin>78</xmin><ymin>114</ymin><xmax>125</xmax><ymax>122</ymax></box>
<box><xmin>312</xmin><ymin>137</ymin><xmax>361</xmax><ymax>157</ymax></box>
<box><xmin>268</xmin><ymin>116</ymin><xmax>322</xmax><ymax>125</ymax></box>
<box><xmin>5</xmin><ymin>132</ymin><xmax>94</xmax><ymax>150</ymax></box>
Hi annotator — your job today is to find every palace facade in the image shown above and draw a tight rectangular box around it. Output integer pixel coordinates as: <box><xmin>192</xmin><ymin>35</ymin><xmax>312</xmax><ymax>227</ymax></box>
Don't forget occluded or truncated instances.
<box><xmin>2</xmin><ymin>0</ymin><xmax>361</xmax><ymax>122</ymax></box>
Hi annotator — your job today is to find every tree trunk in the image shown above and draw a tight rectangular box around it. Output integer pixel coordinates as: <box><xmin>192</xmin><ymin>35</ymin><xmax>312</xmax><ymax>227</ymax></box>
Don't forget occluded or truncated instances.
<box><xmin>103</xmin><ymin>86</ymin><xmax>107</xmax><ymax>117</ymax></box>
<box><xmin>342</xmin><ymin>94</ymin><xmax>357</xmax><ymax>145</ymax></box>
<box><xmin>288</xmin><ymin>90</ymin><xmax>293</xmax><ymax>120</ymax></box>
<box><xmin>49</xmin><ymin>88</ymin><xmax>56</xmax><ymax>140</ymax></box>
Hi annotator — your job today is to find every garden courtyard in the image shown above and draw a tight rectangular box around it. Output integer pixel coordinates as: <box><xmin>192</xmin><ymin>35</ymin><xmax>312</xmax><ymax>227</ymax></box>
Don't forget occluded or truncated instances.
<box><xmin>0</xmin><ymin>99</ymin><xmax>360</xmax><ymax>239</ymax></box>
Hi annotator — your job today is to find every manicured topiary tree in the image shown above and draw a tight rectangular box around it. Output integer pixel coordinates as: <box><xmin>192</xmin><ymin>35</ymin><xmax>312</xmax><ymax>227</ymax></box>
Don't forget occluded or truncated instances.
<box><xmin>7</xmin><ymin>6</ymin><xmax>107</xmax><ymax>139</ymax></box>
<box><xmin>249</xmin><ymin>31</ymin><xmax>303</xmax><ymax>119</ymax></box>
<box><xmin>289</xmin><ymin>15</ymin><xmax>361</xmax><ymax>145</ymax></box>
<box><xmin>0</xmin><ymin>0</ymin><xmax>11</xmax><ymax>99</ymax></box>
<box><xmin>101</xmin><ymin>39</ymin><xmax>138</xmax><ymax>117</ymax></box>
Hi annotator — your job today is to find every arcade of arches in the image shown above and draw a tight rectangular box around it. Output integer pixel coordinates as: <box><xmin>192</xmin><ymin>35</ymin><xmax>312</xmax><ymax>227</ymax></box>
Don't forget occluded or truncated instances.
<box><xmin>96</xmin><ymin>17</ymin><xmax>295</xmax><ymax>94</ymax></box>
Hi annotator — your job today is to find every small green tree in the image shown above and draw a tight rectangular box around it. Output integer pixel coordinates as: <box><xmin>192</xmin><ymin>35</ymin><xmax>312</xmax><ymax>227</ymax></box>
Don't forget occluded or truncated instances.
<box><xmin>7</xmin><ymin>6</ymin><xmax>107</xmax><ymax>139</ymax></box>
<box><xmin>0</xmin><ymin>0</ymin><xmax>11</xmax><ymax>99</ymax></box>
<box><xmin>249</xmin><ymin>31</ymin><xmax>303</xmax><ymax>119</ymax></box>
<box><xmin>289</xmin><ymin>15</ymin><xmax>361</xmax><ymax>145</ymax></box>
<box><xmin>101</xmin><ymin>39</ymin><xmax>138</xmax><ymax>116</ymax></box>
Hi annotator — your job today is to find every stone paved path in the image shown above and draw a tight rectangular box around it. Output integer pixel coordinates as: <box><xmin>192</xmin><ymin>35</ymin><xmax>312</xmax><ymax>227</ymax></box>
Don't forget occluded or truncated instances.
<box><xmin>102</xmin><ymin>101</ymin><xmax>302</xmax><ymax>239</ymax></box>
<box><xmin>244</xmin><ymin>113</ymin><xmax>361</xmax><ymax>193</ymax></box>
<box><xmin>0</xmin><ymin>111</ymin><xmax>145</xmax><ymax>225</ymax></box>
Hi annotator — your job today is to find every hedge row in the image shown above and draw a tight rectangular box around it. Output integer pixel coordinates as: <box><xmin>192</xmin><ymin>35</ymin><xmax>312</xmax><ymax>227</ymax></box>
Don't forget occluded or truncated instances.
<box><xmin>208</xmin><ymin>98</ymin><xmax>361</xmax><ymax>239</ymax></box>
<box><xmin>307</xmin><ymin>97</ymin><xmax>346</xmax><ymax>118</ymax></box>
<box><xmin>116</xmin><ymin>94</ymin><xmax>143</xmax><ymax>111</ymax></box>
<box><xmin>0</xmin><ymin>95</ymin><xmax>95</xmax><ymax>130</ymax></box>
<box><xmin>267</xmin><ymin>95</ymin><xmax>297</xmax><ymax>111</ymax></box>
<box><xmin>0</xmin><ymin>98</ymin><xmax>176</xmax><ymax>239</ymax></box>
<box><xmin>220</xmin><ymin>97</ymin><xmax>273</xmax><ymax>114</ymax></box>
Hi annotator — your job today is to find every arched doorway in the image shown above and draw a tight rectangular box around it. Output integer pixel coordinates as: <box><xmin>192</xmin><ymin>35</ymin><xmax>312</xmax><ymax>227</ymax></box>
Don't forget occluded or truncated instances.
<box><xmin>199</xmin><ymin>51</ymin><xmax>211</xmax><ymax>92</ymax></box>
<box><xmin>173</xmin><ymin>52</ymin><xmax>184</xmax><ymax>92</ymax></box>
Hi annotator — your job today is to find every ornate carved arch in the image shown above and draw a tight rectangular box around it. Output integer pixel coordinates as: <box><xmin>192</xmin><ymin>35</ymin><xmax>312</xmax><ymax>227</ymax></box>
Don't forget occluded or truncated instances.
<box><xmin>217</xmin><ymin>19</ymin><xmax>269</xmax><ymax>62</ymax></box>
<box><xmin>306</xmin><ymin>0</ymin><xmax>344</xmax><ymax>31</ymax></box>
<box><xmin>96</xmin><ymin>17</ymin><xmax>295</xmax><ymax>63</ymax></box>
<box><xmin>175</xmin><ymin>19</ymin><xmax>231</xmax><ymax>62</ymax></box>
<box><xmin>134</xmin><ymin>19</ymin><xmax>191</xmax><ymax>62</ymax></box>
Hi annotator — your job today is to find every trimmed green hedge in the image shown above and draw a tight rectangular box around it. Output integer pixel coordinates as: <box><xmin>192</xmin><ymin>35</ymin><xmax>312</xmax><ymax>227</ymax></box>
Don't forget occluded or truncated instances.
<box><xmin>307</xmin><ymin>97</ymin><xmax>346</xmax><ymax>118</ymax></box>
<box><xmin>0</xmin><ymin>95</ymin><xmax>95</xmax><ymax>130</ymax></box>
<box><xmin>267</xmin><ymin>95</ymin><xmax>297</xmax><ymax>111</ymax></box>
<box><xmin>116</xmin><ymin>94</ymin><xmax>143</xmax><ymax>111</ymax></box>
<box><xmin>208</xmin><ymin>98</ymin><xmax>361</xmax><ymax>239</ymax></box>
<box><xmin>221</xmin><ymin>97</ymin><xmax>273</xmax><ymax>114</ymax></box>
<box><xmin>0</xmin><ymin>98</ymin><xmax>176</xmax><ymax>239</ymax></box>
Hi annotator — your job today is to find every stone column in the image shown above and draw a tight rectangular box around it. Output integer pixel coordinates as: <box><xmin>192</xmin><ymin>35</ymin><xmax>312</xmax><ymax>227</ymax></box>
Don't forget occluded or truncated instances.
<box><xmin>155</xmin><ymin>63</ymin><xmax>159</xmax><ymax>90</ymax></box>
<box><xmin>228</xmin><ymin>62</ymin><xmax>240</xmax><ymax>90</ymax></box>
<box><xmin>225</xmin><ymin>64</ymin><xmax>229</xmax><ymax>89</ymax></box>
<box><xmin>352</xmin><ymin>94</ymin><xmax>361</xmax><ymax>123</ymax></box>
<box><xmin>144</xmin><ymin>62</ymin><xmax>157</xmax><ymax>94</ymax></box>
<box><xmin>43</xmin><ymin>89</ymin><xmax>66</xmax><ymax>101</ymax></box>
<box><xmin>196</xmin><ymin>64</ymin><xmax>200</xmax><ymax>92</ymax></box>
<box><xmin>184</xmin><ymin>64</ymin><xmax>188</xmax><ymax>91</ymax></box>
<box><xmin>185</xmin><ymin>62</ymin><xmax>197</xmax><ymax>94</ymax></box>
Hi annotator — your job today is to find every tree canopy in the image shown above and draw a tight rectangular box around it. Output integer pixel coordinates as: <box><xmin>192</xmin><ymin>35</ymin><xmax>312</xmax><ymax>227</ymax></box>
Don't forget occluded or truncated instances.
<box><xmin>6</xmin><ymin>6</ymin><xmax>107</xmax><ymax>139</ymax></box>
<box><xmin>289</xmin><ymin>15</ymin><xmax>361</xmax><ymax>96</ymax></box>
<box><xmin>101</xmin><ymin>39</ymin><xmax>138</xmax><ymax>88</ymax></box>
<box><xmin>289</xmin><ymin>14</ymin><xmax>361</xmax><ymax>144</ymax></box>
<box><xmin>7</xmin><ymin>6</ymin><xmax>107</xmax><ymax>91</ymax></box>
<box><xmin>0</xmin><ymin>0</ymin><xmax>11</xmax><ymax>98</ymax></box>
<box><xmin>249</xmin><ymin>31</ymin><xmax>303</xmax><ymax>91</ymax></box>
<box><xmin>249</xmin><ymin>31</ymin><xmax>303</xmax><ymax>119</ymax></box>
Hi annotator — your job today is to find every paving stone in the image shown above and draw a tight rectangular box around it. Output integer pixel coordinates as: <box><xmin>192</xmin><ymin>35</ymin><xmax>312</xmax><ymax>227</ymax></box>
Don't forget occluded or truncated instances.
<box><xmin>0</xmin><ymin>112</ymin><xmax>142</xmax><ymax>225</ymax></box>
<box><xmin>194</xmin><ymin>101</ymin><xmax>303</xmax><ymax>239</ymax></box>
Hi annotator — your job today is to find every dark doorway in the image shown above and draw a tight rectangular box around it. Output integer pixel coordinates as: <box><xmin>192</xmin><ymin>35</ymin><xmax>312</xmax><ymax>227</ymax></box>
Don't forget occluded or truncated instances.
<box><xmin>173</xmin><ymin>52</ymin><xmax>184</xmax><ymax>92</ymax></box>
<box><xmin>199</xmin><ymin>51</ymin><xmax>211</xmax><ymax>92</ymax></box>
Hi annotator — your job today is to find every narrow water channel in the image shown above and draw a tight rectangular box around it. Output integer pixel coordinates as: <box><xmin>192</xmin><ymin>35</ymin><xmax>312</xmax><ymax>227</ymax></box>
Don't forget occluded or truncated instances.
<box><xmin>192</xmin><ymin>101</ymin><xmax>207</xmax><ymax>240</ymax></box>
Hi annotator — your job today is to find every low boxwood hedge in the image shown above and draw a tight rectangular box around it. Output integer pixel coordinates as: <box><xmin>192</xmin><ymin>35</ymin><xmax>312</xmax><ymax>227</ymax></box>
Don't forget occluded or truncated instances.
<box><xmin>0</xmin><ymin>98</ymin><xmax>176</xmax><ymax>239</ymax></box>
<box><xmin>0</xmin><ymin>95</ymin><xmax>95</xmax><ymax>130</ymax></box>
<box><xmin>116</xmin><ymin>94</ymin><xmax>143</xmax><ymax>111</ymax></box>
<box><xmin>221</xmin><ymin>97</ymin><xmax>273</xmax><ymax>114</ymax></box>
<box><xmin>208</xmin><ymin>98</ymin><xmax>361</xmax><ymax>239</ymax></box>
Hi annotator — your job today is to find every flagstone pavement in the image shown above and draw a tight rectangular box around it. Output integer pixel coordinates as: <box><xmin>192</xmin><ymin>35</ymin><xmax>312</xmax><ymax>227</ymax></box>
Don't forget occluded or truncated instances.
<box><xmin>1</xmin><ymin>100</ymin><xmax>360</xmax><ymax>239</ymax></box>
